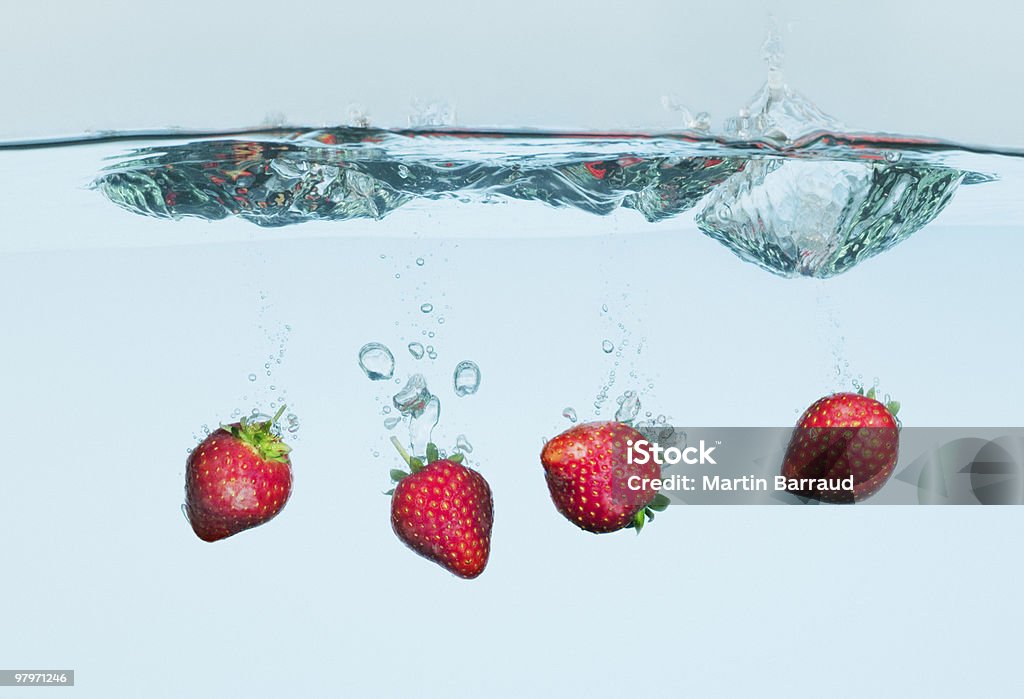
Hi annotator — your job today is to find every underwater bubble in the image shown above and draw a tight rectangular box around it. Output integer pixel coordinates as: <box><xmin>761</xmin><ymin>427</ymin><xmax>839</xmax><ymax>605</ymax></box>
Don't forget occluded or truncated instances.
<box><xmin>384</xmin><ymin>416</ymin><xmax>401</xmax><ymax>430</ymax></box>
<box><xmin>428</xmin><ymin>331</ymin><xmax>435</xmax><ymax>338</ymax></box>
<box><xmin>656</xmin><ymin>414</ymin><xmax>667</xmax><ymax>425</ymax></box>
<box><xmin>454</xmin><ymin>361</ymin><xmax>481</xmax><ymax>397</ymax></box>
<box><xmin>602</xmin><ymin>340</ymin><xmax>614</xmax><ymax>353</ymax></box>
<box><xmin>409</xmin><ymin>395</ymin><xmax>441</xmax><ymax>454</ymax></box>
<box><xmin>393</xmin><ymin>374</ymin><xmax>432</xmax><ymax>418</ymax></box>
<box><xmin>248</xmin><ymin>373</ymin><xmax>257</xmax><ymax>382</ymax></box>
<box><xmin>438</xmin><ymin>317</ymin><xmax>445</xmax><ymax>325</ymax></box>
<box><xmin>601</xmin><ymin>304</ymin><xmax>608</xmax><ymax>313</ymax></box>
<box><xmin>382</xmin><ymin>406</ymin><xmax>392</xmax><ymax>415</ymax></box>
<box><xmin>562</xmin><ymin>407</ymin><xmax>578</xmax><ymax>423</ymax></box>
<box><xmin>455</xmin><ymin>434</ymin><xmax>474</xmax><ymax>454</ymax></box>
<box><xmin>373</xmin><ymin>450</ymin><xmax>380</xmax><ymax>457</ymax></box>
<box><xmin>398</xmin><ymin>165</ymin><xmax>410</xmax><ymax>179</ymax></box>
<box><xmin>286</xmin><ymin>413</ymin><xmax>300</xmax><ymax>433</ymax></box>
<box><xmin>408</xmin><ymin>342</ymin><xmax>425</xmax><ymax>359</ymax></box>
<box><xmin>420</xmin><ymin>303</ymin><xmax>433</xmax><ymax>313</ymax></box>
<box><xmin>415</xmin><ymin>257</ymin><xmax>425</xmax><ymax>266</ymax></box>
<box><xmin>358</xmin><ymin>342</ymin><xmax>395</xmax><ymax>381</ymax></box>
<box><xmin>615</xmin><ymin>391</ymin><xmax>641</xmax><ymax>423</ymax></box>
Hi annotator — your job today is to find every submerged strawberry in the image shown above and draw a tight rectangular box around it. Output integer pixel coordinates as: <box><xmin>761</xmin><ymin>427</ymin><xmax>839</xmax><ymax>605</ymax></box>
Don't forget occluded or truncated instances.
<box><xmin>388</xmin><ymin>439</ymin><xmax>493</xmax><ymax>579</ymax></box>
<box><xmin>781</xmin><ymin>388</ymin><xmax>901</xmax><ymax>503</ymax></box>
<box><xmin>541</xmin><ymin>421</ymin><xmax>668</xmax><ymax>534</ymax></box>
<box><xmin>185</xmin><ymin>406</ymin><xmax>293</xmax><ymax>542</ymax></box>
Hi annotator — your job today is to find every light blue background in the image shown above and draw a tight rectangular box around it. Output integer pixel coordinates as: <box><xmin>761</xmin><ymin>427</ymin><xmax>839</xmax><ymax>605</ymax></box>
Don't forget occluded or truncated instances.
<box><xmin>2</xmin><ymin>1</ymin><xmax>1023</xmax><ymax>697</ymax></box>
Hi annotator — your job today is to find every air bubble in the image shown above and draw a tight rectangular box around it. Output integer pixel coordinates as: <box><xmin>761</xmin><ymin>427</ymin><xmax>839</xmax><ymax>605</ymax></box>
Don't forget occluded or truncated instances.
<box><xmin>358</xmin><ymin>342</ymin><xmax>396</xmax><ymax>381</ymax></box>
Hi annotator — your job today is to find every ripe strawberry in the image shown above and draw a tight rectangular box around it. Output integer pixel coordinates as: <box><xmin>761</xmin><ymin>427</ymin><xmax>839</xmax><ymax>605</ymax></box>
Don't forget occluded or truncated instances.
<box><xmin>388</xmin><ymin>439</ymin><xmax>493</xmax><ymax>579</ymax></box>
<box><xmin>185</xmin><ymin>407</ymin><xmax>293</xmax><ymax>542</ymax></box>
<box><xmin>781</xmin><ymin>388</ymin><xmax>901</xmax><ymax>503</ymax></box>
<box><xmin>541</xmin><ymin>421</ymin><xmax>668</xmax><ymax>534</ymax></box>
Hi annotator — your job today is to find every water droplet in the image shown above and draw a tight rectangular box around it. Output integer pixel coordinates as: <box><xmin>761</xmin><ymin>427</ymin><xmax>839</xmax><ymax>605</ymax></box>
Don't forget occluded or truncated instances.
<box><xmin>615</xmin><ymin>391</ymin><xmax>641</xmax><ymax>423</ymax></box>
<box><xmin>562</xmin><ymin>407</ymin><xmax>578</xmax><ymax>423</ymax></box>
<box><xmin>408</xmin><ymin>342</ymin><xmax>425</xmax><ymax>359</ymax></box>
<box><xmin>358</xmin><ymin>342</ymin><xmax>395</xmax><ymax>381</ymax></box>
<box><xmin>602</xmin><ymin>340</ymin><xmax>614</xmax><ymax>353</ymax></box>
<box><xmin>455</xmin><ymin>434</ymin><xmax>474</xmax><ymax>454</ymax></box>
<box><xmin>393</xmin><ymin>374</ymin><xmax>432</xmax><ymax>417</ymax></box>
<box><xmin>248</xmin><ymin>373</ymin><xmax>257</xmax><ymax>382</ymax></box>
<box><xmin>384</xmin><ymin>416</ymin><xmax>401</xmax><ymax>430</ymax></box>
<box><xmin>454</xmin><ymin>360</ymin><xmax>481</xmax><ymax>397</ymax></box>
<box><xmin>420</xmin><ymin>303</ymin><xmax>433</xmax><ymax>313</ymax></box>
<box><xmin>415</xmin><ymin>257</ymin><xmax>425</xmax><ymax>266</ymax></box>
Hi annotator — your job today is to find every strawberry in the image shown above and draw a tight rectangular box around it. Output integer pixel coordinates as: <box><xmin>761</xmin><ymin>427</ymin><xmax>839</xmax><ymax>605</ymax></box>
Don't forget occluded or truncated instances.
<box><xmin>781</xmin><ymin>388</ymin><xmax>901</xmax><ymax>503</ymax></box>
<box><xmin>541</xmin><ymin>421</ymin><xmax>668</xmax><ymax>534</ymax></box>
<box><xmin>185</xmin><ymin>406</ymin><xmax>293</xmax><ymax>542</ymax></box>
<box><xmin>388</xmin><ymin>438</ymin><xmax>493</xmax><ymax>579</ymax></box>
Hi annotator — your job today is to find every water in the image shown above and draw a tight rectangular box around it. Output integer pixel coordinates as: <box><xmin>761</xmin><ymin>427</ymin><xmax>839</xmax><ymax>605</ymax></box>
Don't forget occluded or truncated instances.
<box><xmin>2</xmin><ymin>36</ymin><xmax>1024</xmax><ymax>699</ymax></box>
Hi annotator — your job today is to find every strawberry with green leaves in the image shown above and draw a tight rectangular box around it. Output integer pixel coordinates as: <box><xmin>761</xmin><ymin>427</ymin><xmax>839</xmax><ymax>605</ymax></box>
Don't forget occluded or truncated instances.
<box><xmin>388</xmin><ymin>438</ymin><xmax>494</xmax><ymax>579</ymax></box>
<box><xmin>541</xmin><ymin>421</ymin><xmax>669</xmax><ymax>534</ymax></box>
<box><xmin>781</xmin><ymin>387</ymin><xmax>901</xmax><ymax>503</ymax></box>
<box><xmin>185</xmin><ymin>406</ymin><xmax>293</xmax><ymax>542</ymax></box>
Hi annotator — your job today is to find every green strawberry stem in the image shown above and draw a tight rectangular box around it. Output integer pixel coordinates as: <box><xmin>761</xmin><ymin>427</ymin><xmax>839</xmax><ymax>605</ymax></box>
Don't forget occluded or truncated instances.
<box><xmin>389</xmin><ymin>436</ymin><xmax>424</xmax><ymax>475</ymax></box>
<box><xmin>390</xmin><ymin>436</ymin><xmax>413</xmax><ymax>466</ymax></box>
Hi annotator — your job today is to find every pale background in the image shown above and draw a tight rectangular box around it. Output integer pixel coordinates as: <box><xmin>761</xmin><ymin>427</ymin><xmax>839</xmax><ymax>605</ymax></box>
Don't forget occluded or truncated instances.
<box><xmin>1</xmin><ymin>1</ymin><xmax>1023</xmax><ymax>698</ymax></box>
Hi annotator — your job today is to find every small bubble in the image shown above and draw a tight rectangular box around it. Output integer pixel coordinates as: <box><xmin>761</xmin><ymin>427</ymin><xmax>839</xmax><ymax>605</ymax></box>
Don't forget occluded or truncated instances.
<box><xmin>373</xmin><ymin>451</ymin><xmax>380</xmax><ymax>457</ymax></box>
<box><xmin>382</xmin><ymin>406</ymin><xmax>392</xmax><ymax>414</ymax></box>
<box><xmin>380</xmin><ymin>253</ymin><xmax>386</xmax><ymax>259</ymax></box>
<box><xmin>438</xmin><ymin>317</ymin><xmax>445</xmax><ymax>325</ymax></box>
<box><xmin>884</xmin><ymin>151</ymin><xmax>902</xmax><ymax>163</ymax></box>
<box><xmin>384</xmin><ymin>416</ymin><xmax>401</xmax><ymax>430</ymax></box>
<box><xmin>601</xmin><ymin>304</ymin><xmax>608</xmax><ymax>313</ymax></box>
<box><xmin>602</xmin><ymin>340</ymin><xmax>614</xmax><ymax>353</ymax></box>
<box><xmin>398</xmin><ymin>165</ymin><xmax>411</xmax><ymax>178</ymax></box>
<box><xmin>395</xmin><ymin>273</ymin><xmax>401</xmax><ymax>279</ymax></box>
<box><xmin>428</xmin><ymin>331</ymin><xmax>435</xmax><ymax>338</ymax></box>
<box><xmin>420</xmin><ymin>303</ymin><xmax>433</xmax><ymax>313</ymax></box>
<box><xmin>408</xmin><ymin>342</ymin><xmax>425</xmax><ymax>359</ymax></box>
<box><xmin>455</xmin><ymin>434</ymin><xmax>474</xmax><ymax>453</ymax></box>
<box><xmin>453</xmin><ymin>360</ymin><xmax>481</xmax><ymax>397</ymax></box>
<box><xmin>415</xmin><ymin>257</ymin><xmax>425</xmax><ymax>266</ymax></box>
<box><xmin>248</xmin><ymin>373</ymin><xmax>257</xmax><ymax>381</ymax></box>
<box><xmin>562</xmin><ymin>407</ymin><xmax>578</xmax><ymax>423</ymax></box>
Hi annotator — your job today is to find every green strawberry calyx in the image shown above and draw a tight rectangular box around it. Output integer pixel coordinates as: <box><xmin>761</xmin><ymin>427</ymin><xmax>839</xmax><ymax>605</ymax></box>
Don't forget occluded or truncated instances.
<box><xmin>855</xmin><ymin>385</ymin><xmax>901</xmax><ymax>418</ymax></box>
<box><xmin>224</xmin><ymin>405</ymin><xmax>292</xmax><ymax>463</ymax></box>
<box><xmin>625</xmin><ymin>493</ymin><xmax>672</xmax><ymax>534</ymax></box>
<box><xmin>384</xmin><ymin>437</ymin><xmax>465</xmax><ymax>495</ymax></box>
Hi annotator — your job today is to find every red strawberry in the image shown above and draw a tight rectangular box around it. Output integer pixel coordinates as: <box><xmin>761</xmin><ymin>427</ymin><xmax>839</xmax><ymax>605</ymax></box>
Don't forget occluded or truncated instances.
<box><xmin>541</xmin><ymin>421</ymin><xmax>667</xmax><ymax>534</ymax></box>
<box><xmin>185</xmin><ymin>407</ymin><xmax>293</xmax><ymax>542</ymax></box>
<box><xmin>388</xmin><ymin>439</ymin><xmax>493</xmax><ymax>579</ymax></box>
<box><xmin>781</xmin><ymin>389</ymin><xmax>901</xmax><ymax>503</ymax></box>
